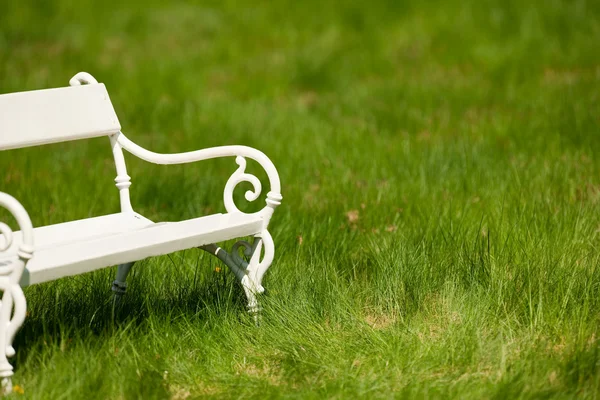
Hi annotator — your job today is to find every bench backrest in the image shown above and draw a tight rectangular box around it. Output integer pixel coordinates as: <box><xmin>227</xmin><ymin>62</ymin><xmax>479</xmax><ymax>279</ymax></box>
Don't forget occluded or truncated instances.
<box><xmin>0</xmin><ymin>83</ymin><xmax>121</xmax><ymax>150</ymax></box>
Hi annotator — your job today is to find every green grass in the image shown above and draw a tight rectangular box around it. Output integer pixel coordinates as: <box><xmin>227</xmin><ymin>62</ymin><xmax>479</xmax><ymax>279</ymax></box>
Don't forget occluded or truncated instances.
<box><xmin>1</xmin><ymin>0</ymin><xmax>600</xmax><ymax>398</ymax></box>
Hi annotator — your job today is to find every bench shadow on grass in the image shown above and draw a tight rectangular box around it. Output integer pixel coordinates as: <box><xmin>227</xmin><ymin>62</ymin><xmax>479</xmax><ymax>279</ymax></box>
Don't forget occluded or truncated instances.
<box><xmin>12</xmin><ymin>252</ymin><xmax>249</xmax><ymax>365</ymax></box>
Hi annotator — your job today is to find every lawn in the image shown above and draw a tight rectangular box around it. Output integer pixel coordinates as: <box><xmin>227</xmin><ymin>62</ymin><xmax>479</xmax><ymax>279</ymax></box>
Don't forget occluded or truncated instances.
<box><xmin>1</xmin><ymin>0</ymin><xmax>600</xmax><ymax>398</ymax></box>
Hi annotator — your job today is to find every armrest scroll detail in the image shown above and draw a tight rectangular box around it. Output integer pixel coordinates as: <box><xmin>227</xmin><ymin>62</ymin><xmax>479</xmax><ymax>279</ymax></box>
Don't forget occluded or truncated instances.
<box><xmin>116</xmin><ymin>132</ymin><xmax>282</xmax><ymax>223</ymax></box>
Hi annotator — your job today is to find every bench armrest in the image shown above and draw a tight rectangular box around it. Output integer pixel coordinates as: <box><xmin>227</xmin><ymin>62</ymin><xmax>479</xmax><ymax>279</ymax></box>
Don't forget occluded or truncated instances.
<box><xmin>0</xmin><ymin>193</ymin><xmax>34</xmax><ymax>276</ymax></box>
<box><xmin>116</xmin><ymin>132</ymin><xmax>282</xmax><ymax>225</ymax></box>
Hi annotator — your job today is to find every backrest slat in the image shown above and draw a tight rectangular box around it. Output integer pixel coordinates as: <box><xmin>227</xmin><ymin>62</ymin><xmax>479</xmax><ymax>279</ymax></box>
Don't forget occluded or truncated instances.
<box><xmin>0</xmin><ymin>83</ymin><xmax>121</xmax><ymax>150</ymax></box>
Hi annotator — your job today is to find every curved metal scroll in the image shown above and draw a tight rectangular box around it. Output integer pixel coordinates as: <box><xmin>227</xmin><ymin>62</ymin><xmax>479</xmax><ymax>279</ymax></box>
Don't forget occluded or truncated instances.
<box><xmin>0</xmin><ymin>193</ymin><xmax>34</xmax><ymax>384</ymax></box>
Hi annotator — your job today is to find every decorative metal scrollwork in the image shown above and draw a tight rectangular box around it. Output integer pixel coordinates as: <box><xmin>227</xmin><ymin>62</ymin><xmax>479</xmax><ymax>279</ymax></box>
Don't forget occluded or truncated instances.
<box><xmin>203</xmin><ymin>155</ymin><xmax>282</xmax><ymax>315</ymax></box>
<box><xmin>200</xmin><ymin>229</ymin><xmax>275</xmax><ymax>314</ymax></box>
<box><xmin>0</xmin><ymin>223</ymin><xmax>13</xmax><ymax>253</ymax></box>
<box><xmin>223</xmin><ymin>156</ymin><xmax>263</xmax><ymax>214</ymax></box>
<box><xmin>0</xmin><ymin>193</ymin><xmax>34</xmax><ymax>390</ymax></box>
<box><xmin>231</xmin><ymin>240</ymin><xmax>254</xmax><ymax>266</ymax></box>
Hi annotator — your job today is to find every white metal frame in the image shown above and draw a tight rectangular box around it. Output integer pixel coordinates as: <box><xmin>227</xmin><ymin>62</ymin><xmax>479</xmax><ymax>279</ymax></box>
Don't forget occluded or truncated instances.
<box><xmin>0</xmin><ymin>72</ymin><xmax>282</xmax><ymax>392</ymax></box>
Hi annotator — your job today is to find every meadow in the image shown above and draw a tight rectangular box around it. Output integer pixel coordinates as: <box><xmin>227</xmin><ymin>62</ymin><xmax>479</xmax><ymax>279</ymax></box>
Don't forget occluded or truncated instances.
<box><xmin>0</xmin><ymin>0</ymin><xmax>600</xmax><ymax>398</ymax></box>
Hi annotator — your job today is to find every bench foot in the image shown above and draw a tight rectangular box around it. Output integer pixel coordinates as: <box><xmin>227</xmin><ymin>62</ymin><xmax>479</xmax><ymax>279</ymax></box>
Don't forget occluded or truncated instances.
<box><xmin>200</xmin><ymin>230</ymin><xmax>274</xmax><ymax>316</ymax></box>
<box><xmin>0</xmin><ymin>377</ymin><xmax>11</xmax><ymax>395</ymax></box>
<box><xmin>112</xmin><ymin>262</ymin><xmax>134</xmax><ymax>296</ymax></box>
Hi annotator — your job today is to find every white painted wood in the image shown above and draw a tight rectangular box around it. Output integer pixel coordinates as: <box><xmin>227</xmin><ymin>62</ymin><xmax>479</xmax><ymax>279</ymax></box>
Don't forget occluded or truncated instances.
<box><xmin>2</xmin><ymin>212</ymin><xmax>153</xmax><ymax>253</ymax></box>
<box><xmin>0</xmin><ymin>83</ymin><xmax>121</xmax><ymax>150</ymax></box>
<box><xmin>18</xmin><ymin>212</ymin><xmax>262</xmax><ymax>286</ymax></box>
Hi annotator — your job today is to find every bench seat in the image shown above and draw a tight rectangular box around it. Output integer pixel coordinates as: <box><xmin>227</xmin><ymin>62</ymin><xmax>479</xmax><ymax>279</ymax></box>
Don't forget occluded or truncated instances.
<box><xmin>0</xmin><ymin>212</ymin><xmax>262</xmax><ymax>286</ymax></box>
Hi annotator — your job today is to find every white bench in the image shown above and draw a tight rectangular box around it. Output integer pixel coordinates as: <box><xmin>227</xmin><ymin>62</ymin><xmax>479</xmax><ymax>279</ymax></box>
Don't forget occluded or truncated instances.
<box><xmin>0</xmin><ymin>72</ymin><xmax>282</xmax><ymax>391</ymax></box>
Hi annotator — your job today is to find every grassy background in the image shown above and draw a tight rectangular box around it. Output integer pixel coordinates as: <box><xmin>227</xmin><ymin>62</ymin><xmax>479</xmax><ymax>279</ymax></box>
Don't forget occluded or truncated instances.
<box><xmin>1</xmin><ymin>0</ymin><xmax>600</xmax><ymax>398</ymax></box>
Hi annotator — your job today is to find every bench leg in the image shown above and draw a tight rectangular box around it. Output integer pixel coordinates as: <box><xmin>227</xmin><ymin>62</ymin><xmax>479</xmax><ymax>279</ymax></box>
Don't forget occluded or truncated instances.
<box><xmin>200</xmin><ymin>230</ymin><xmax>274</xmax><ymax>317</ymax></box>
<box><xmin>112</xmin><ymin>262</ymin><xmax>134</xmax><ymax>299</ymax></box>
<box><xmin>0</xmin><ymin>281</ymin><xmax>27</xmax><ymax>395</ymax></box>
<box><xmin>0</xmin><ymin>192</ymin><xmax>34</xmax><ymax>393</ymax></box>
<box><xmin>241</xmin><ymin>232</ymin><xmax>274</xmax><ymax>316</ymax></box>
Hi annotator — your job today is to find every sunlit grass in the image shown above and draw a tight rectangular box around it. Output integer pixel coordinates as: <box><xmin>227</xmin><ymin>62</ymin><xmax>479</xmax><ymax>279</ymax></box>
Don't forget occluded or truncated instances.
<box><xmin>0</xmin><ymin>0</ymin><xmax>599</xmax><ymax>398</ymax></box>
